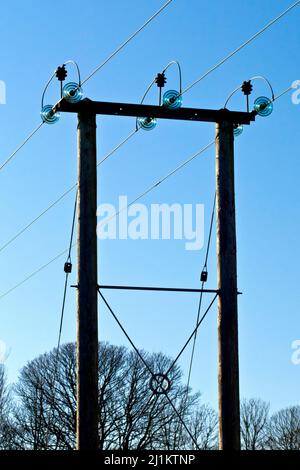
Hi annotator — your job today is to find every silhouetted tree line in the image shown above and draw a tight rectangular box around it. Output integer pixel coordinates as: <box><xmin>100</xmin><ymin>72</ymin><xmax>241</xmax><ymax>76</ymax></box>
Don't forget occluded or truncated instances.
<box><xmin>0</xmin><ymin>343</ymin><xmax>299</xmax><ymax>450</ymax></box>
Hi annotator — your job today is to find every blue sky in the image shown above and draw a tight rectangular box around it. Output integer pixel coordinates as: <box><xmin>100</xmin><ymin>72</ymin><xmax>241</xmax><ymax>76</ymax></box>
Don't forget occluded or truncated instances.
<box><xmin>0</xmin><ymin>0</ymin><xmax>299</xmax><ymax>414</ymax></box>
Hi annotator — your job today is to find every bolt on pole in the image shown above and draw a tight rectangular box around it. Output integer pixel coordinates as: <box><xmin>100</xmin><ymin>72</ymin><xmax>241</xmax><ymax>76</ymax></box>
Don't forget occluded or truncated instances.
<box><xmin>216</xmin><ymin>121</ymin><xmax>240</xmax><ymax>450</ymax></box>
<box><xmin>76</xmin><ymin>111</ymin><xmax>99</xmax><ymax>450</ymax></box>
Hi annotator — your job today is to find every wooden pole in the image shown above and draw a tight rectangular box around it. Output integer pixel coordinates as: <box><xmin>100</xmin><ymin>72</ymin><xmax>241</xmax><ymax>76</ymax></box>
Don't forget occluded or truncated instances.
<box><xmin>76</xmin><ymin>111</ymin><xmax>98</xmax><ymax>450</ymax></box>
<box><xmin>216</xmin><ymin>121</ymin><xmax>240</xmax><ymax>450</ymax></box>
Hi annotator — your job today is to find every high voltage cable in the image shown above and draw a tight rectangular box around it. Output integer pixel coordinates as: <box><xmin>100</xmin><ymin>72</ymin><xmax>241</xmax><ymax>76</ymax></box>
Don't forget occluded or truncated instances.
<box><xmin>0</xmin><ymin>80</ymin><xmax>294</xmax><ymax>299</ymax></box>
<box><xmin>0</xmin><ymin>1</ymin><xmax>174</xmax><ymax>173</ymax></box>
<box><xmin>0</xmin><ymin>123</ymin><xmax>44</xmax><ymax>172</ymax></box>
<box><xmin>181</xmin><ymin>0</ymin><xmax>300</xmax><ymax>96</ymax></box>
<box><xmin>187</xmin><ymin>193</ymin><xmax>216</xmax><ymax>386</ymax></box>
<box><xmin>0</xmin><ymin>0</ymin><xmax>296</xmax><ymax>173</ymax></box>
<box><xmin>0</xmin><ymin>70</ymin><xmax>295</xmax><ymax>256</ymax></box>
<box><xmin>0</xmin><ymin>247</ymin><xmax>69</xmax><ymax>301</ymax></box>
<box><xmin>273</xmin><ymin>85</ymin><xmax>294</xmax><ymax>101</ymax></box>
<box><xmin>0</xmin><ymin>129</ymin><xmax>139</xmax><ymax>255</ymax></box>
<box><xmin>81</xmin><ymin>0</ymin><xmax>175</xmax><ymax>86</ymax></box>
<box><xmin>0</xmin><ymin>139</ymin><xmax>215</xmax><ymax>300</ymax></box>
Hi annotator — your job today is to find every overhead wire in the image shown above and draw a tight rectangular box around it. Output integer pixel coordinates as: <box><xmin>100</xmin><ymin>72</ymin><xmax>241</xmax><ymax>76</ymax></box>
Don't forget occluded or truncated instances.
<box><xmin>1</xmin><ymin>0</ymin><xmax>297</xmax><ymax>173</ymax></box>
<box><xmin>180</xmin><ymin>0</ymin><xmax>300</xmax><ymax>97</ymax></box>
<box><xmin>0</xmin><ymin>123</ymin><xmax>44</xmax><ymax>172</ymax></box>
<box><xmin>0</xmin><ymin>75</ymin><xmax>296</xmax><ymax>299</ymax></box>
<box><xmin>81</xmin><ymin>0</ymin><xmax>175</xmax><ymax>86</ymax></box>
<box><xmin>1</xmin><ymin>0</ymin><xmax>297</xmax><ymax>243</ymax></box>
<box><xmin>0</xmin><ymin>128</ymin><xmax>139</xmax><ymax>255</ymax></box>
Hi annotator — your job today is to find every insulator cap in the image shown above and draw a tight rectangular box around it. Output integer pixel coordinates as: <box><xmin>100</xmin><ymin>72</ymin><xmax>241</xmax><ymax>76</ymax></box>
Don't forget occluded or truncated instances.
<box><xmin>40</xmin><ymin>105</ymin><xmax>60</xmax><ymax>124</ymax></box>
<box><xmin>200</xmin><ymin>270</ymin><xmax>208</xmax><ymax>283</ymax></box>
<box><xmin>62</xmin><ymin>82</ymin><xmax>83</xmax><ymax>103</ymax></box>
<box><xmin>163</xmin><ymin>89</ymin><xmax>182</xmax><ymax>109</ymax></box>
<box><xmin>137</xmin><ymin>116</ymin><xmax>157</xmax><ymax>131</ymax></box>
<box><xmin>254</xmin><ymin>96</ymin><xmax>273</xmax><ymax>117</ymax></box>
<box><xmin>55</xmin><ymin>65</ymin><xmax>68</xmax><ymax>82</ymax></box>
<box><xmin>155</xmin><ymin>72</ymin><xmax>167</xmax><ymax>88</ymax></box>
<box><xmin>241</xmin><ymin>80</ymin><xmax>253</xmax><ymax>96</ymax></box>
<box><xmin>234</xmin><ymin>124</ymin><xmax>243</xmax><ymax>137</ymax></box>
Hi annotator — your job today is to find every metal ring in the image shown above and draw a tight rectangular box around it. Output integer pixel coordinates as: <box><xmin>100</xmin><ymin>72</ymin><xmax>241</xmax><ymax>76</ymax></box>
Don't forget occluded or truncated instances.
<box><xmin>149</xmin><ymin>373</ymin><xmax>171</xmax><ymax>395</ymax></box>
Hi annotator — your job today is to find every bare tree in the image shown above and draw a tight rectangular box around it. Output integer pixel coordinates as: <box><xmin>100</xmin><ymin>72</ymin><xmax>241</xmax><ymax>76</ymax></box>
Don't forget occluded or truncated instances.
<box><xmin>0</xmin><ymin>365</ymin><xmax>8</xmax><ymax>448</ymax></box>
<box><xmin>0</xmin><ymin>365</ymin><xmax>17</xmax><ymax>450</ymax></box>
<box><xmin>188</xmin><ymin>404</ymin><xmax>218</xmax><ymax>449</ymax></box>
<box><xmin>9</xmin><ymin>342</ymin><xmax>207</xmax><ymax>450</ymax></box>
<box><xmin>265</xmin><ymin>406</ymin><xmax>300</xmax><ymax>450</ymax></box>
<box><xmin>240</xmin><ymin>398</ymin><xmax>269</xmax><ymax>449</ymax></box>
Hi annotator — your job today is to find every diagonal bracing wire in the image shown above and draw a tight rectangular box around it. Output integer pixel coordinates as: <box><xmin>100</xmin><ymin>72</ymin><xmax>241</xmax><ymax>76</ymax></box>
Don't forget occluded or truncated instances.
<box><xmin>165</xmin><ymin>293</ymin><xmax>219</xmax><ymax>377</ymax></box>
<box><xmin>98</xmin><ymin>289</ymin><xmax>200</xmax><ymax>449</ymax></box>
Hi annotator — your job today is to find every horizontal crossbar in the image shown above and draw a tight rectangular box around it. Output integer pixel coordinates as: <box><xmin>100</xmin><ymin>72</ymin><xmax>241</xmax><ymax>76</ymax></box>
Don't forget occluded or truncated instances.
<box><xmin>54</xmin><ymin>98</ymin><xmax>256</xmax><ymax>124</ymax></box>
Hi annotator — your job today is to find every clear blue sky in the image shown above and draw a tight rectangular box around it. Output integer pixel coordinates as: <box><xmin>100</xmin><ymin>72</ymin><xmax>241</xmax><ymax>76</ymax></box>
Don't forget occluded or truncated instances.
<box><xmin>0</xmin><ymin>0</ymin><xmax>299</xmax><ymax>414</ymax></box>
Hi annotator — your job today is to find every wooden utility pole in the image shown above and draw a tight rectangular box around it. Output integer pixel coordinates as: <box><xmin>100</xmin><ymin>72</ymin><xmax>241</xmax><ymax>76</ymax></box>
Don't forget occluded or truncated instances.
<box><xmin>76</xmin><ymin>111</ymin><xmax>99</xmax><ymax>450</ymax></box>
<box><xmin>215</xmin><ymin>121</ymin><xmax>240</xmax><ymax>450</ymax></box>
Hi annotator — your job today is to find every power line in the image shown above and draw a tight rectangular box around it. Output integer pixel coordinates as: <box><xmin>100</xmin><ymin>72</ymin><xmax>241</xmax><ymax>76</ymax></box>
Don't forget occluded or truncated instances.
<box><xmin>0</xmin><ymin>184</ymin><xmax>76</xmax><ymax>255</ymax></box>
<box><xmin>0</xmin><ymin>123</ymin><xmax>44</xmax><ymax>172</ymax></box>
<box><xmin>57</xmin><ymin>192</ymin><xmax>77</xmax><ymax>351</ymax></box>
<box><xmin>181</xmin><ymin>0</ymin><xmax>300</xmax><ymax>96</ymax></box>
<box><xmin>177</xmin><ymin>193</ymin><xmax>216</xmax><ymax>443</ymax></box>
<box><xmin>0</xmin><ymin>129</ymin><xmax>139</xmax><ymax>255</ymax></box>
<box><xmin>0</xmin><ymin>0</ymin><xmax>174</xmax><ymax>174</ymax></box>
<box><xmin>1</xmin><ymin>69</ymin><xmax>293</xmax><ymax>258</ymax></box>
<box><xmin>0</xmin><ymin>139</ymin><xmax>215</xmax><ymax>300</ymax></box>
<box><xmin>273</xmin><ymin>85</ymin><xmax>294</xmax><ymax>101</ymax></box>
<box><xmin>45</xmin><ymin>190</ymin><xmax>77</xmax><ymax>449</ymax></box>
<box><xmin>0</xmin><ymin>78</ymin><xmax>295</xmax><ymax>299</ymax></box>
<box><xmin>2</xmin><ymin>0</ymin><xmax>293</xmax><ymax>176</ymax></box>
